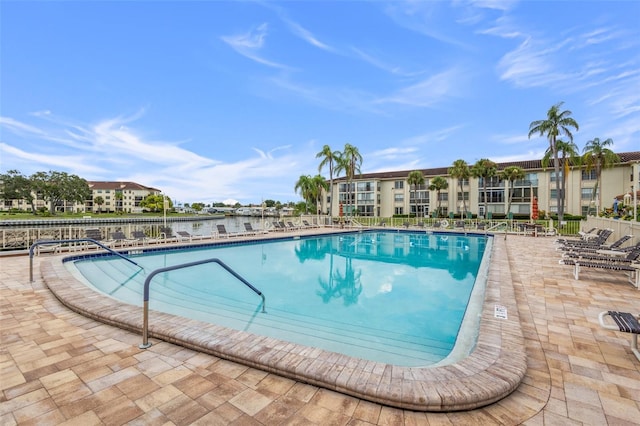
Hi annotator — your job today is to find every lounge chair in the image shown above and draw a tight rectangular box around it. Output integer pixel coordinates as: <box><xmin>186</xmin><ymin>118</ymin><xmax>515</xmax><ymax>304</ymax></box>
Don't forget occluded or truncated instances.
<box><xmin>286</xmin><ymin>221</ymin><xmax>300</xmax><ymax>231</ymax></box>
<box><xmin>131</xmin><ymin>230</ymin><xmax>159</xmax><ymax>245</ymax></box>
<box><xmin>176</xmin><ymin>230</ymin><xmax>209</xmax><ymax>242</ymax></box>
<box><xmin>216</xmin><ymin>224</ymin><xmax>238</xmax><ymax>238</ymax></box>
<box><xmin>302</xmin><ymin>220</ymin><xmax>317</xmax><ymax>229</ymax></box>
<box><xmin>272</xmin><ymin>221</ymin><xmax>285</xmax><ymax>232</ymax></box>
<box><xmin>243</xmin><ymin>222</ymin><xmax>258</xmax><ymax>235</ymax></box>
<box><xmin>159</xmin><ymin>227</ymin><xmax>179</xmax><ymax>243</ymax></box>
<box><xmin>403</xmin><ymin>221</ymin><xmax>410</xmax><ymax>229</ymax></box>
<box><xmin>556</xmin><ymin>229</ymin><xmax>613</xmax><ymax>250</ymax></box>
<box><xmin>85</xmin><ymin>228</ymin><xmax>115</xmax><ymax>249</ymax></box>
<box><xmin>559</xmin><ymin>248</ymin><xmax>640</xmax><ymax>288</ymax></box>
<box><xmin>110</xmin><ymin>231</ymin><xmax>136</xmax><ymax>247</ymax></box>
<box><xmin>562</xmin><ymin>237</ymin><xmax>636</xmax><ymax>257</ymax></box>
<box><xmin>454</xmin><ymin>220</ymin><xmax>465</xmax><ymax>230</ymax></box>
<box><xmin>34</xmin><ymin>239</ymin><xmax>62</xmax><ymax>255</ymax></box>
<box><xmin>598</xmin><ymin>311</ymin><xmax>640</xmax><ymax>361</ymax></box>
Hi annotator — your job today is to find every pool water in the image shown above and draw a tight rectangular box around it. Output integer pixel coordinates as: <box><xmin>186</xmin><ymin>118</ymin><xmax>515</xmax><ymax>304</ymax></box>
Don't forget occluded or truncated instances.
<box><xmin>70</xmin><ymin>231</ymin><xmax>490</xmax><ymax>366</ymax></box>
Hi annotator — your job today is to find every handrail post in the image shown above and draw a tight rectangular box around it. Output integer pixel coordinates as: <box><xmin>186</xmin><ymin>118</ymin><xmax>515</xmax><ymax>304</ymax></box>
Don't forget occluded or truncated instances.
<box><xmin>139</xmin><ymin>301</ymin><xmax>151</xmax><ymax>349</ymax></box>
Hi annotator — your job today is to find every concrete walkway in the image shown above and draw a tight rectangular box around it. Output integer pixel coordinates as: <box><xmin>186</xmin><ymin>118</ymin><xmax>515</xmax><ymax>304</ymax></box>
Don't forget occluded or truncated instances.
<box><xmin>1</xmin><ymin>234</ymin><xmax>639</xmax><ymax>425</ymax></box>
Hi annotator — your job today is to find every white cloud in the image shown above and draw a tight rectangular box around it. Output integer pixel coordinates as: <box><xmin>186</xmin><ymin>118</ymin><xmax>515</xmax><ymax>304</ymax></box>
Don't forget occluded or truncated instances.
<box><xmin>221</xmin><ymin>23</ymin><xmax>292</xmax><ymax>70</ymax></box>
<box><xmin>375</xmin><ymin>68</ymin><xmax>465</xmax><ymax>107</ymax></box>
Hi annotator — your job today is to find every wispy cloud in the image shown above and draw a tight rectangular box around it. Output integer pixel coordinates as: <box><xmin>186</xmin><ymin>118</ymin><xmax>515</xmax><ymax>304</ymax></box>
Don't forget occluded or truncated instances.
<box><xmin>375</xmin><ymin>68</ymin><xmax>465</xmax><ymax>107</ymax></box>
<box><xmin>0</xmin><ymin>113</ymin><xmax>317</xmax><ymax>204</ymax></box>
<box><xmin>221</xmin><ymin>23</ymin><xmax>291</xmax><ymax>70</ymax></box>
<box><xmin>284</xmin><ymin>19</ymin><xmax>333</xmax><ymax>52</ymax></box>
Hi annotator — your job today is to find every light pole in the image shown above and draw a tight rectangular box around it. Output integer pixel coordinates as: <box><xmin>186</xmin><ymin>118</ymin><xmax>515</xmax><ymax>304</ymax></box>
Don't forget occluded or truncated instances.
<box><xmin>163</xmin><ymin>194</ymin><xmax>167</xmax><ymax>228</ymax></box>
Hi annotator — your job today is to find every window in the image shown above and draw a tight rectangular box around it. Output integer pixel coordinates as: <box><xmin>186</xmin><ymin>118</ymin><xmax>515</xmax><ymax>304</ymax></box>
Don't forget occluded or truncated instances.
<box><xmin>550</xmin><ymin>189</ymin><xmax>557</xmax><ymax>198</ymax></box>
<box><xmin>550</xmin><ymin>171</ymin><xmax>563</xmax><ymax>182</ymax></box>
<box><xmin>438</xmin><ymin>192</ymin><xmax>448</xmax><ymax>202</ymax></box>
<box><xmin>357</xmin><ymin>182</ymin><xmax>374</xmax><ymax>192</ymax></box>
<box><xmin>394</xmin><ymin>207</ymin><xmax>403</xmax><ymax>215</ymax></box>
<box><xmin>581</xmin><ymin>170</ymin><xmax>597</xmax><ymax>180</ymax></box>
<box><xmin>394</xmin><ymin>181</ymin><xmax>404</xmax><ymax>189</ymax></box>
<box><xmin>457</xmin><ymin>192</ymin><xmax>469</xmax><ymax>201</ymax></box>
<box><xmin>394</xmin><ymin>194</ymin><xmax>404</xmax><ymax>202</ymax></box>
<box><xmin>581</xmin><ymin>188</ymin><xmax>593</xmax><ymax>199</ymax></box>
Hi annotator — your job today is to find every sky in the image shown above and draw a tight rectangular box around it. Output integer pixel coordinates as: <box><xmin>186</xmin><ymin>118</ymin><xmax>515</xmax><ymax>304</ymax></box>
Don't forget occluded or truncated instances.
<box><xmin>1</xmin><ymin>1</ymin><xmax>639</xmax><ymax>206</ymax></box>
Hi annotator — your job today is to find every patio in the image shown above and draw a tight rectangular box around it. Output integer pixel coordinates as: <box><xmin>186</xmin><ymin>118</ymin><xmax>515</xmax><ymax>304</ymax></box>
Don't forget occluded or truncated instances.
<box><xmin>1</xmin><ymin>234</ymin><xmax>639</xmax><ymax>424</ymax></box>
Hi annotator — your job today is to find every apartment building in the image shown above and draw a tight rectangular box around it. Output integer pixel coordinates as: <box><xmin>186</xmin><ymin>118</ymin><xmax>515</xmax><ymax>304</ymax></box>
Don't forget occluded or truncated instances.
<box><xmin>0</xmin><ymin>181</ymin><xmax>161</xmax><ymax>214</ymax></box>
<box><xmin>86</xmin><ymin>181</ymin><xmax>161</xmax><ymax>213</ymax></box>
<box><xmin>321</xmin><ymin>151</ymin><xmax>640</xmax><ymax>219</ymax></box>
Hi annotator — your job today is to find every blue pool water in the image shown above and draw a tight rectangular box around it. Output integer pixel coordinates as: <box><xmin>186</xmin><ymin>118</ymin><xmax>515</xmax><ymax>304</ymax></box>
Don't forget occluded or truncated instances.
<box><xmin>69</xmin><ymin>231</ymin><xmax>490</xmax><ymax>366</ymax></box>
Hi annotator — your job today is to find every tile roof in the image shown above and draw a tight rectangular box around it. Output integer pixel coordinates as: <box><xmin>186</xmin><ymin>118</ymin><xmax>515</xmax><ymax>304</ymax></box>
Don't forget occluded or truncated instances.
<box><xmin>87</xmin><ymin>181</ymin><xmax>161</xmax><ymax>192</ymax></box>
<box><xmin>335</xmin><ymin>151</ymin><xmax>639</xmax><ymax>181</ymax></box>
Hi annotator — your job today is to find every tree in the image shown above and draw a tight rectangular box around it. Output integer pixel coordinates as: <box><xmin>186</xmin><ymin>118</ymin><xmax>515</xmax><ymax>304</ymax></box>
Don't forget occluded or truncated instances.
<box><xmin>316</xmin><ymin>144</ymin><xmax>340</xmax><ymax>217</ymax></box>
<box><xmin>140</xmin><ymin>194</ymin><xmax>171</xmax><ymax>212</ymax></box>
<box><xmin>448</xmin><ymin>159</ymin><xmax>470</xmax><ymax>217</ymax></box>
<box><xmin>428</xmin><ymin>176</ymin><xmax>448</xmax><ymax>217</ymax></box>
<box><xmin>528</xmin><ymin>102</ymin><xmax>579</xmax><ymax>222</ymax></box>
<box><xmin>93</xmin><ymin>196</ymin><xmax>104</xmax><ymax>213</ymax></box>
<box><xmin>470</xmin><ymin>159</ymin><xmax>497</xmax><ymax>218</ymax></box>
<box><xmin>294</xmin><ymin>175</ymin><xmax>314</xmax><ymax>214</ymax></box>
<box><xmin>406</xmin><ymin>170</ymin><xmax>425</xmax><ymax>218</ymax></box>
<box><xmin>30</xmin><ymin>171</ymin><xmax>90</xmax><ymax>214</ymax></box>
<box><xmin>581</xmin><ymin>137</ymin><xmax>620</xmax><ymax>215</ymax></box>
<box><xmin>335</xmin><ymin>143</ymin><xmax>362</xmax><ymax>217</ymax></box>
<box><xmin>500</xmin><ymin>166</ymin><xmax>525</xmax><ymax>216</ymax></box>
<box><xmin>310</xmin><ymin>174</ymin><xmax>329</xmax><ymax>215</ymax></box>
<box><xmin>0</xmin><ymin>170</ymin><xmax>36</xmax><ymax>213</ymax></box>
<box><xmin>542</xmin><ymin>139</ymin><xmax>580</xmax><ymax>217</ymax></box>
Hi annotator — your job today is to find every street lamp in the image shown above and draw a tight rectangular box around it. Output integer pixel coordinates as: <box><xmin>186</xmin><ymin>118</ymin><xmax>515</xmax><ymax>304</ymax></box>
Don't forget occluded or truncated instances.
<box><xmin>163</xmin><ymin>194</ymin><xmax>168</xmax><ymax>228</ymax></box>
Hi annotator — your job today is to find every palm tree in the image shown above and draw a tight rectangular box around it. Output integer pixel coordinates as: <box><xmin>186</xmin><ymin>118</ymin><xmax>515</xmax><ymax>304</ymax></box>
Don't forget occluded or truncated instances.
<box><xmin>406</xmin><ymin>170</ymin><xmax>425</xmax><ymax>218</ymax></box>
<box><xmin>428</xmin><ymin>176</ymin><xmax>448</xmax><ymax>217</ymax></box>
<box><xmin>448</xmin><ymin>159</ymin><xmax>470</xmax><ymax>218</ymax></box>
<box><xmin>93</xmin><ymin>196</ymin><xmax>104</xmax><ymax>213</ymax></box>
<box><xmin>335</xmin><ymin>143</ymin><xmax>362</xmax><ymax>217</ymax></box>
<box><xmin>294</xmin><ymin>175</ymin><xmax>314</xmax><ymax>214</ymax></box>
<box><xmin>309</xmin><ymin>174</ymin><xmax>329</xmax><ymax>215</ymax></box>
<box><xmin>316</xmin><ymin>145</ymin><xmax>340</xmax><ymax>217</ymax></box>
<box><xmin>542</xmin><ymin>139</ymin><xmax>580</xmax><ymax>218</ymax></box>
<box><xmin>470</xmin><ymin>158</ymin><xmax>497</xmax><ymax>218</ymax></box>
<box><xmin>528</xmin><ymin>102</ymin><xmax>579</xmax><ymax>222</ymax></box>
<box><xmin>500</xmin><ymin>166</ymin><xmax>525</xmax><ymax>217</ymax></box>
<box><xmin>581</xmin><ymin>137</ymin><xmax>620</xmax><ymax>215</ymax></box>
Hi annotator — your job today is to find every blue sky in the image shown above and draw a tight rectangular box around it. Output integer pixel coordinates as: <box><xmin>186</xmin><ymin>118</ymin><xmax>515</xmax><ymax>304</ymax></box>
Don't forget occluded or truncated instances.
<box><xmin>1</xmin><ymin>1</ymin><xmax>639</xmax><ymax>206</ymax></box>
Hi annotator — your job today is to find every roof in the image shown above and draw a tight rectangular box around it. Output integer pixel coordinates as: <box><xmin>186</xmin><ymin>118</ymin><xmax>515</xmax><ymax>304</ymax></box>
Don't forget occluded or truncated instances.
<box><xmin>87</xmin><ymin>181</ymin><xmax>161</xmax><ymax>192</ymax></box>
<box><xmin>333</xmin><ymin>151</ymin><xmax>640</xmax><ymax>182</ymax></box>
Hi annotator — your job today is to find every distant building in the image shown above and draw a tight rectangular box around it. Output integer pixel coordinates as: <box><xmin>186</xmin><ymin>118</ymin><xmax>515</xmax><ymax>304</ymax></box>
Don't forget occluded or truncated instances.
<box><xmin>86</xmin><ymin>181</ymin><xmax>161</xmax><ymax>213</ymax></box>
<box><xmin>0</xmin><ymin>180</ymin><xmax>161</xmax><ymax>214</ymax></box>
<box><xmin>320</xmin><ymin>151</ymin><xmax>640</xmax><ymax>219</ymax></box>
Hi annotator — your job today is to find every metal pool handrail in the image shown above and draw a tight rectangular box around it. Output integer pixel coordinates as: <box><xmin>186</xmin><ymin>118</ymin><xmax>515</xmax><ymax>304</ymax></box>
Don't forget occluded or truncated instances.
<box><xmin>29</xmin><ymin>238</ymin><xmax>141</xmax><ymax>282</ymax></box>
<box><xmin>139</xmin><ymin>258</ymin><xmax>266</xmax><ymax>349</ymax></box>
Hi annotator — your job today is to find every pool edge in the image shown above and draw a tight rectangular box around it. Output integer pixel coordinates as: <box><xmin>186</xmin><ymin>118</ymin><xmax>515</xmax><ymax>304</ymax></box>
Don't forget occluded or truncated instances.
<box><xmin>39</xmin><ymin>235</ymin><xmax>526</xmax><ymax>412</ymax></box>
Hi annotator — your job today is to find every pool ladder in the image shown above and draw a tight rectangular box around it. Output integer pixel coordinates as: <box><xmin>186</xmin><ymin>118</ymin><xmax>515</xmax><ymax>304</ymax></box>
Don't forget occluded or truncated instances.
<box><xmin>29</xmin><ymin>238</ymin><xmax>141</xmax><ymax>282</ymax></box>
<box><xmin>139</xmin><ymin>258</ymin><xmax>266</xmax><ymax>349</ymax></box>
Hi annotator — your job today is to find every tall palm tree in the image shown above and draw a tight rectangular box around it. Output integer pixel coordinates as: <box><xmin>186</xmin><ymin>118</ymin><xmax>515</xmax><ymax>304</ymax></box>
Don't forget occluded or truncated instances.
<box><xmin>448</xmin><ymin>159</ymin><xmax>470</xmax><ymax>218</ymax></box>
<box><xmin>470</xmin><ymin>158</ymin><xmax>497</xmax><ymax>218</ymax></box>
<box><xmin>581</xmin><ymin>137</ymin><xmax>619</xmax><ymax>215</ymax></box>
<box><xmin>542</xmin><ymin>139</ymin><xmax>580</xmax><ymax>218</ymax></box>
<box><xmin>294</xmin><ymin>175</ymin><xmax>314</xmax><ymax>214</ymax></box>
<box><xmin>406</xmin><ymin>170</ymin><xmax>425</xmax><ymax>218</ymax></box>
<box><xmin>309</xmin><ymin>174</ymin><xmax>329</xmax><ymax>215</ymax></box>
<box><xmin>316</xmin><ymin>145</ymin><xmax>340</xmax><ymax>217</ymax></box>
<box><xmin>500</xmin><ymin>165</ymin><xmax>525</xmax><ymax>216</ymax></box>
<box><xmin>528</xmin><ymin>102</ymin><xmax>579</xmax><ymax>222</ymax></box>
<box><xmin>335</xmin><ymin>143</ymin><xmax>362</xmax><ymax>217</ymax></box>
<box><xmin>428</xmin><ymin>176</ymin><xmax>448</xmax><ymax>217</ymax></box>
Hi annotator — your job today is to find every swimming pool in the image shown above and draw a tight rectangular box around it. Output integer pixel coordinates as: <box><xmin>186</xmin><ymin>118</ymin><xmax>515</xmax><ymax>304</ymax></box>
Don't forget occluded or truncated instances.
<box><xmin>69</xmin><ymin>231</ymin><xmax>487</xmax><ymax>366</ymax></box>
<box><xmin>43</xmin><ymin>228</ymin><xmax>527</xmax><ymax>411</ymax></box>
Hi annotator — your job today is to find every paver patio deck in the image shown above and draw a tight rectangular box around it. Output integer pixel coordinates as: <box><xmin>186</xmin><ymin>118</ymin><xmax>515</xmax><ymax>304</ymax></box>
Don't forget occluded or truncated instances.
<box><xmin>1</xmin><ymin>233</ymin><xmax>639</xmax><ymax>425</ymax></box>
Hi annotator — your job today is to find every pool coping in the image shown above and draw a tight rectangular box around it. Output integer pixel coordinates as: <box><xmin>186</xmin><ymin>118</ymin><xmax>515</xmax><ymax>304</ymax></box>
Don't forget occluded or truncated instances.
<box><xmin>38</xmin><ymin>232</ymin><xmax>526</xmax><ymax>412</ymax></box>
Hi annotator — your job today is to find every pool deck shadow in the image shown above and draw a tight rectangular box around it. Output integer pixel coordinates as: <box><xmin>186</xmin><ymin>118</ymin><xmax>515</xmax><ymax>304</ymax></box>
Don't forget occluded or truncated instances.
<box><xmin>2</xmin><ymin>229</ymin><xmax>639</xmax><ymax>424</ymax></box>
